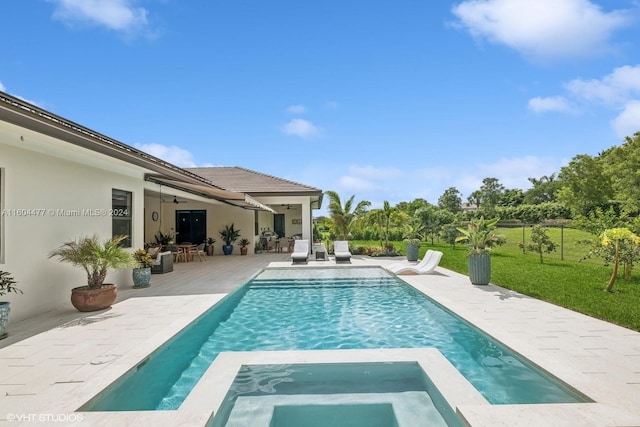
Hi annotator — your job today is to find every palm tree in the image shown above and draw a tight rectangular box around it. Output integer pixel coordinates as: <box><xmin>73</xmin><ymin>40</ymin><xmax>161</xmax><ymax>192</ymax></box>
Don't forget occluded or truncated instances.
<box><xmin>366</xmin><ymin>201</ymin><xmax>408</xmax><ymax>250</ymax></box>
<box><xmin>325</xmin><ymin>191</ymin><xmax>371</xmax><ymax>240</ymax></box>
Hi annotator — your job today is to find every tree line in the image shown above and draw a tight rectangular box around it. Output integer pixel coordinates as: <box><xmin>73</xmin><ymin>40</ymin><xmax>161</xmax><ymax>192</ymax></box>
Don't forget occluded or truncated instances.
<box><xmin>319</xmin><ymin>131</ymin><xmax>640</xmax><ymax>290</ymax></box>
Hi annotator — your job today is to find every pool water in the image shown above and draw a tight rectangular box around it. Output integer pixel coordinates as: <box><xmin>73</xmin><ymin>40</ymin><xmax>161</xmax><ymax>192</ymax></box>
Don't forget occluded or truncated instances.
<box><xmin>83</xmin><ymin>267</ymin><xmax>587</xmax><ymax>412</ymax></box>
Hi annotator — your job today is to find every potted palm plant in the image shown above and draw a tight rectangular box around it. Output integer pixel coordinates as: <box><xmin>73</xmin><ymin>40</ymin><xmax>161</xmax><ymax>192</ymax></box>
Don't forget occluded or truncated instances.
<box><xmin>219</xmin><ymin>223</ymin><xmax>241</xmax><ymax>255</ymax></box>
<box><xmin>455</xmin><ymin>217</ymin><xmax>505</xmax><ymax>285</ymax></box>
<box><xmin>132</xmin><ymin>248</ymin><xmax>153</xmax><ymax>288</ymax></box>
<box><xmin>49</xmin><ymin>235</ymin><xmax>133</xmax><ymax>311</ymax></box>
<box><xmin>238</xmin><ymin>238</ymin><xmax>250</xmax><ymax>255</ymax></box>
<box><xmin>0</xmin><ymin>271</ymin><xmax>22</xmax><ymax>339</ymax></box>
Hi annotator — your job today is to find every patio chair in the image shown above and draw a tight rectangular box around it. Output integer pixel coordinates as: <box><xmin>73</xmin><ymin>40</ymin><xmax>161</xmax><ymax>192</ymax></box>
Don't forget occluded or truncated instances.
<box><xmin>291</xmin><ymin>239</ymin><xmax>309</xmax><ymax>264</ymax></box>
<box><xmin>333</xmin><ymin>240</ymin><xmax>352</xmax><ymax>263</ymax></box>
<box><xmin>387</xmin><ymin>251</ymin><xmax>443</xmax><ymax>275</ymax></box>
<box><xmin>189</xmin><ymin>243</ymin><xmax>206</xmax><ymax>262</ymax></box>
<box><xmin>277</xmin><ymin>237</ymin><xmax>292</xmax><ymax>253</ymax></box>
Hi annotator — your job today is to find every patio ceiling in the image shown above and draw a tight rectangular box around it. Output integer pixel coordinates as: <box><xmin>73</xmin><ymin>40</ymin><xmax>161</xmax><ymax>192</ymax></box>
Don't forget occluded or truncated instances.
<box><xmin>146</xmin><ymin>175</ymin><xmax>276</xmax><ymax>213</ymax></box>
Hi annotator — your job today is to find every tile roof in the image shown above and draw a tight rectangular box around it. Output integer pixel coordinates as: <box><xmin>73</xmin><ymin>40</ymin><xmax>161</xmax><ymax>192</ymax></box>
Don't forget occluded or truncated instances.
<box><xmin>187</xmin><ymin>166</ymin><xmax>322</xmax><ymax>196</ymax></box>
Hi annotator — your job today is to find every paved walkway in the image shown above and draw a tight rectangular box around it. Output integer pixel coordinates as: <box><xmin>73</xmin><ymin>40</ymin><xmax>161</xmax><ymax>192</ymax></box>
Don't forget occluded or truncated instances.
<box><xmin>0</xmin><ymin>254</ymin><xmax>639</xmax><ymax>426</ymax></box>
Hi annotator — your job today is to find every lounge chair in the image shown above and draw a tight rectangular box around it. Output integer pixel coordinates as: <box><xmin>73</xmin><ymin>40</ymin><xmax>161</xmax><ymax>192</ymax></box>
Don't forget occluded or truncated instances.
<box><xmin>291</xmin><ymin>239</ymin><xmax>309</xmax><ymax>264</ymax></box>
<box><xmin>386</xmin><ymin>250</ymin><xmax>442</xmax><ymax>275</ymax></box>
<box><xmin>333</xmin><ymin>240</ymin><xmax>352</xmax><ymax>263</ymax></box>
<box><xmin>386</xmin><ymin>250</ymin><xmax>434</xmax><ymax>272</ymax></box>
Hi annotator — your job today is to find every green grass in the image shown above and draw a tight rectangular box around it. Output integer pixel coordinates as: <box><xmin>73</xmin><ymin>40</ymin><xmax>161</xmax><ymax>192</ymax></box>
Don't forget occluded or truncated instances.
<box><xmin>349</xmin><ymin>233</ymin><xmax>640</xmax><ymax>332</ymax></box>
<box><xmin>497</xmin><ymin>226</ymin><xmax>599</xmax><ymax>264</ymax></box>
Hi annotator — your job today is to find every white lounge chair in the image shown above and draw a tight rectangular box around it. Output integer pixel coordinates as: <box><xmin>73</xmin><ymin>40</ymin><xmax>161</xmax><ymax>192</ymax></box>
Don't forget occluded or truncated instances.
<box><xmin>333</xmin><ymin>240</ymin><xmax>352</xmax><ymax>263</ymax></box>
<box><xmin>291</xmin><ymin>239</ymin><xmax>309</xmax><ymax>264</ymax></box>
<box><xmin>386</xmin><ymin>250</ymin><xmax>434</xmax><ymax>273</ymax></box>
<box><xmin>388</xmin><ymin>251</ymin><xmax>442</xmax><ymax>275</ymax></box>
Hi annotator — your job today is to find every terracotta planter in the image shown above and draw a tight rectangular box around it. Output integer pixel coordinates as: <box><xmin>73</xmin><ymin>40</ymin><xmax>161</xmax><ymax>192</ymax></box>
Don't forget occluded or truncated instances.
<box><xmin>206</xmin><ymin>245</ymin><xmax>214</xmax><ymax>256</ymax></box>
<box><xmin>240</xmin><ymin>247</ymin><xmax>248</xmax><ymax>255</ymax></box>
<box><xmin>70</xmin><ymin>284</ymin><xmax>117</xmax><ymax>312</ymax></box>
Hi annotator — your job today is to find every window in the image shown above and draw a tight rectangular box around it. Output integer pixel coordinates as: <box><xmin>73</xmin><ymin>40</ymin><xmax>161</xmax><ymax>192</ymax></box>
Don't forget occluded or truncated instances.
<box><xmin>255</xmin><ymin>210</ymin><xmax>259</xmax><ymax>236</ymax></box>
<box><xmin>112</xmin><ymin>189</ymin><xmax>132</xmax><ymax>247</ymax></box>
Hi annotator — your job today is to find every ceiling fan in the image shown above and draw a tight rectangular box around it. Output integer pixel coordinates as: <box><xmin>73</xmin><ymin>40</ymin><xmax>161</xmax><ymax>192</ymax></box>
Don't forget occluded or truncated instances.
<box><xmin>162</xmin><ymin>196</ymin><xmax>188</xmax><ymax>204</ymax></box>
<box><xmin>281</xmin><ymin>204</ymin><xmax>296</xmax><ymax>210</ymax></box>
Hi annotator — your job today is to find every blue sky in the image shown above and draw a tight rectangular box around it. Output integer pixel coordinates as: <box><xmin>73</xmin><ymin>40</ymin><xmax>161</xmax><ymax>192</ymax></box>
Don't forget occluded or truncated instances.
<box><xmin>2</xmin><ymin>1</ymin><xmax>640</xmax><ymax>215</ymax></box>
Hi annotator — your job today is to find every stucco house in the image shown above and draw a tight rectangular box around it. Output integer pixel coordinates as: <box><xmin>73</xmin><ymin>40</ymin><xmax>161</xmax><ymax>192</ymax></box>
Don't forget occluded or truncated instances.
<box><xmin>0</xmin><ymin>91</ymin><xmax>323</xmax><ymax>323</ymax></box>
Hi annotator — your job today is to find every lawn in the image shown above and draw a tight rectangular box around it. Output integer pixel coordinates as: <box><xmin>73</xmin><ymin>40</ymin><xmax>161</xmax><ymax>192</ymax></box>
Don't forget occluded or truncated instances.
<box><xmin>351</xmin><ymin>228</ymin><xmax>640</xmax><ymax>332</ymax></box>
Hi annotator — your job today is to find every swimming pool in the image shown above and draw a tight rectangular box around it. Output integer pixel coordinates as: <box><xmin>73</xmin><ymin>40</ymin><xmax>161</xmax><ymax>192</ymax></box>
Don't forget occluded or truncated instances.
<box><xmin>82</xmin><ymin>267</ymin><xmax>588</xmax><ymax>411</ymax></box>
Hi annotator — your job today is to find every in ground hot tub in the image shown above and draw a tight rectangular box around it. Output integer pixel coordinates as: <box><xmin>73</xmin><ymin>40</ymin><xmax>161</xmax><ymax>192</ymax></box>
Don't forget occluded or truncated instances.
<box><xmin>211</xmin><ymin>362</ymin><xmax>460</xmax><ymax>427</ymax></box>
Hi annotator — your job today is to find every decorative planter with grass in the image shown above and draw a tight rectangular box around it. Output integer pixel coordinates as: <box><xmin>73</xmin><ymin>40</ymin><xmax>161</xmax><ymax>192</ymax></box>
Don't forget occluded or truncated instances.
<box><xmin>456</xmin><ymin>217</ymin><xmax>505</xmax><ymax>286</ymax></box>
<box><xmin>0</xmin><ymin>271</ymin><xmax>22</xmax><ymax>339</ymax></box>
<box><xmin>49</xmin><ymin>235</ymin><xmax>133</xmax><ymax>312</ymax></box>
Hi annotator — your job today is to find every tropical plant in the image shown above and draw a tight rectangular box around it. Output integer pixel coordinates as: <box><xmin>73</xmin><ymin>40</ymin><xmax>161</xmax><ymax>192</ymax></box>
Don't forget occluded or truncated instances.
<box><xmin>402</xmin><ymin>218</ymin><xmax>425</xmax><ymax>245</ymax></box>
<box><xmin>49</xmin><ymin>235</ymin><xmax>133</xmax><ymax>290</ymax></box>
<box><xmin>325</xmin><ymin>190</ymin><xmax>371</xmax><ymax>240</ymax></box>
<box><xmin>155</xmin><ymin>231</ymin><xmax>174</xmax><ymax>245</ymax></box>
<box><xmin>219</xmin><ymin>224</ymin><xmax>241</xmax><ymax>246</ymax></box>
<box><xmin>133</xmin><ymin>248</ymin><xmax>154</xmax><ymax>268</ymax></box>
<box><xmin>0</xmin><ymin>271</ymin><xmax>21</xmax><ymax>296</ymax></box>
<box><xmin>455</xmin><ymin>217</ymin><xmax>506</xmax><ymax>256</ymax></box>
<box><xmin>206</xmin><ymin>237</ymin><xmax>217</xmax><ymax>246</ymax></box>
<box><xmin>238</xmin><ymin>238</ymin><xmax>250</xmax><ymax>248</ymax></box>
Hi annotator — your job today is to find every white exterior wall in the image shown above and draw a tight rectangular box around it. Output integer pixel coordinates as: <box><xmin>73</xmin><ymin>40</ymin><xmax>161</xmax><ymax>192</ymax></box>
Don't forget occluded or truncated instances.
<box><xmin>0</xmin><ymin>122</ymin><xmax>145</xmax><ymax>323</ymax></box>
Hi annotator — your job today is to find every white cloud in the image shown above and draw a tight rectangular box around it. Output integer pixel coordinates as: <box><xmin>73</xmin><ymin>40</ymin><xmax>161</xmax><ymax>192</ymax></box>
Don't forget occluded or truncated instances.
<box><xmin>0</xmin><ymin>81</ymin><xmax>5</xmax><ymax>92</ymax></box>
<box><xmin>282</xmin><ymin>119</ymin><xmax>322</xmax><ymax>138</ymax></box>
<box><xmin>528</xmin><ymin>96</ymin><xmax>572</xmax><ymax>113</ymax></box>
<box><xmin>135</xmin><ymin>143</ymin><xmax>198</xmax><ymax>167</ymax></box>
<box><xmin>476</xmin><ymin>156</ymin><xmax>560</xmax><ymax>190</ymax></box>
<box><xmin>338</xmin><ymin>175</ymin><xmax>377</xmax><ymax>191</ymax></box>
<box><xmin>286</xmin><ymin>104</ymin><xmax>307</xmax><ymax>114</ymax></box>
<box><xmin>451</xmin><ymin>0</ymin><xmax>631</xmax><ymax>60</ymax></box>
<box><xmin>611</xmin><ymin>101</ymin><xmax>640</xmax><ymax>138</ymax></box>
<box><xmin>532</xmin><ymin>65</ymin><xmax>640</xmax><ymax>135</ymax></box>
<box><xmin>566</xmin><ymin>65</ymin><xmax>640</xmax><ymax>106</ymax></box>
<box><xmin>348</xmin><ymin>165</ymin><xmax>404</xmax><ymax>180</ymax></box>
<box><xmin>49</xmin><ymin>0</ymin><xmax>148</xmax><ymax>33</ymax></box>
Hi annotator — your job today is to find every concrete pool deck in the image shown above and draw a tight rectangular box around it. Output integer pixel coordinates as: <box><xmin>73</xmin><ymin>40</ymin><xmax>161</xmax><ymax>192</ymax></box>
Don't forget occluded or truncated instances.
<box><xmin>0</xmin><ymin>253</ymin><xmax>639</xmax><ymax>426</ymax></box>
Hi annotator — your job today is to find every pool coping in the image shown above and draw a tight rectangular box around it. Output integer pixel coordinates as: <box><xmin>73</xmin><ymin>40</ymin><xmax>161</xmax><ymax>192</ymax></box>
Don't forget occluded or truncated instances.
<box><xmin>1</xmin><ymin>261</ymin><xmax>639</xmax><ymax>426</ymax></box>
